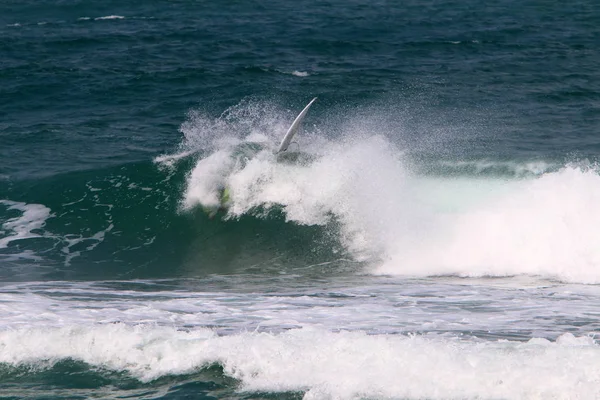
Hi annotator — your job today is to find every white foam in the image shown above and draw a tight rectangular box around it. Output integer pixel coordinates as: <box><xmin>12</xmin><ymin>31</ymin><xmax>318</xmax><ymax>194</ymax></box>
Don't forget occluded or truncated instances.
<box><xmin>0</xmin><ymin>324</ymin><xmax>598</xmax><ymax>399</ymax></box>
<box><xmin>153</xmin><ymin>149</ymin><xmax>196</xmax><ymax>168</ymax></box>
<box><xmin>0</xmin><ymin>200</ymin><xmax>53</xmax><ymax>249</ymax></box>
<box><xmin>378</xmin><ymin>166</ymin><xmax>600</xmax><ymax>283</ymax></box>
<box><xmin>0</xmin><ymin>276</ymin><xmax>591</xmax><ymax>341</ymax></box>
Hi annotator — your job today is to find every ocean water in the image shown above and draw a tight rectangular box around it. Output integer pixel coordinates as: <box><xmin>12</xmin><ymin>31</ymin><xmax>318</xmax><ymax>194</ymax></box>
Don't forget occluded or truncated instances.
<box><xmin>2</xmin><ymin>0</ymin><xmax>600</xmax><ymax>398</ymax></box>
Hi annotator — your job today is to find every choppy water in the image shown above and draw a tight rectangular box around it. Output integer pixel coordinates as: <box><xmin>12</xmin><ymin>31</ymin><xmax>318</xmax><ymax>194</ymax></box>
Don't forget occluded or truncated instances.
<box><xmin>2</xmin><ymin>1</ymin><xmax>600</xmax><ymax>399</ymax></box>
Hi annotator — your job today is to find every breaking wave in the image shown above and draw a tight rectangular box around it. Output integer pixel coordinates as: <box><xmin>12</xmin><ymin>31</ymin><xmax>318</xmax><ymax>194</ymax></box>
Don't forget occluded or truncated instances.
<box><xmin>155</xmin><ymin>99</ymin><xmax>600</xmax><ymax>284</ymax></box>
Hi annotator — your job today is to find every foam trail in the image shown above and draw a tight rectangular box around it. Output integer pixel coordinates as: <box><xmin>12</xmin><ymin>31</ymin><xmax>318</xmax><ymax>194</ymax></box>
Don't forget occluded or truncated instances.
<box><xmin>0</xmin><ymin>325</ymin><xmax>599</xmax><ymax>399</ymax></box>
<box><xmin>0</xmin><ymin>200</ymin><xmax>53</xmax><ymax>249</ymax></box>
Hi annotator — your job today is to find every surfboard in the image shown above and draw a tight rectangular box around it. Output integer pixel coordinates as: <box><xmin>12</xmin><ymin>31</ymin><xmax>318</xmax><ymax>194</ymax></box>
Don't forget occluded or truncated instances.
<box><xmin>276</xmin><ymin>97</ymin><xmax>317</xmax><ymax>153</ymax></box>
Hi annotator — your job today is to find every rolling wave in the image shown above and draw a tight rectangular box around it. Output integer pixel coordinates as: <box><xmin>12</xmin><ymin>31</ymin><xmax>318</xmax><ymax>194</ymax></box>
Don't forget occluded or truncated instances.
<box><xmin>0</xmin><ymin>324</ymin><xmax>598</xmax><ymax>399</ymax></box>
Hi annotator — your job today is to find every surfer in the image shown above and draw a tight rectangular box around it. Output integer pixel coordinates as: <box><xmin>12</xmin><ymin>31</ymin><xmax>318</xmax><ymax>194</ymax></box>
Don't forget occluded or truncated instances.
<box><xmin>204</xmin><ymin>97</ymin><xmax>317</xmax><ymax>217</ymax></box>
<box><xmin>219</xmin><ymin>186</ymin><xmax>231</xmax><ymax>209</ymax></box>
<box><xmin>203</xmin><ymin>186</ymin><xmax>231</xmax><ymax>219</ymax></box>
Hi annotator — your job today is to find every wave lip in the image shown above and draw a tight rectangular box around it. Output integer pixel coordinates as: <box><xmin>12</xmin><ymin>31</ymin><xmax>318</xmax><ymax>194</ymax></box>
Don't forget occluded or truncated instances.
<box><xmin>0</xmin><ymin>325</ymin><xmax>599</xmax><ymax>399</ymax></box>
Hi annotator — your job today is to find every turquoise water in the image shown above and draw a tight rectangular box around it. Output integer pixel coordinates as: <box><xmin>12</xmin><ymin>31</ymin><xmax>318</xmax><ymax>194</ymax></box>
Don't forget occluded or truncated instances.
<box><xmin>2</xmin><ymin>1</ymin><xmax>600</xmax><ymax>398</ymax></box>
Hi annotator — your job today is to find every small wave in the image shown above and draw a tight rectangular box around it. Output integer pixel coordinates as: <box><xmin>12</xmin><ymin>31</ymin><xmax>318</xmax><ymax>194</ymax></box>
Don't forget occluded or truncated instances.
<box><xmin>428</xmin><ymin>159</ymin><xmax>558</xmax><ymax>177</ymax></box>
<box><xmin>246</xmin><ymin>67</ymin><xmax>311</xmax><ymax>77</ymax></box>
<box><xmin>443</xmin><ymin>40</ymin><xmax>479</xmax><ymax>45</ymax></box>
<box><xmin>95</xmin><ymin>15</ymin><xmax>126</xmax><ymax>20</ymax></box>
<box><xmin>291</xmin><ymin>70</ymin><xmax>310</xmax><ymax>77</ymax></box>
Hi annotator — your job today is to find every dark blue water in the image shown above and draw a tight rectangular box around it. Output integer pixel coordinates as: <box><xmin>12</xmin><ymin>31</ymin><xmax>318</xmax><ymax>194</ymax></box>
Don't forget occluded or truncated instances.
<box><xmin>3</xmin><ymin>0</ymin><xmax>600</xmax><ymax>179</ymax></box>
<box><xmin>2</xmin><ymin>1</ymin><xmax>600</xmax><ymax>399</ymax></box>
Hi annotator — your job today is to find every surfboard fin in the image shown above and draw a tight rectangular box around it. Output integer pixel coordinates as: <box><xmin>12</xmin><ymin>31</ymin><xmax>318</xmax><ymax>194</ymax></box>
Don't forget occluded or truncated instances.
<box><xmin>276</xmin><ymin>97</ymin><xmax>317</xmax><ymax>153</ymax></box>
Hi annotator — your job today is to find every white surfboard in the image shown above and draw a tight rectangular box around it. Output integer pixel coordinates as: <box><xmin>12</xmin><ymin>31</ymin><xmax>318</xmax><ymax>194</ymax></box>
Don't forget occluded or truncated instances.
<box><xmin>276</xmin><ymin>97</ymin><xmax>317</xmax><ymax>153</ymax></box>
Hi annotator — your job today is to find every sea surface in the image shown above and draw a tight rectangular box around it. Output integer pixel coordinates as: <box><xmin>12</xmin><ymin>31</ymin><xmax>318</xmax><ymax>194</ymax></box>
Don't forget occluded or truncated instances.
<box><xmin>2</xmin><ymin>1</ymin><xmax>600</xmax><ymax>399</ymax></box>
